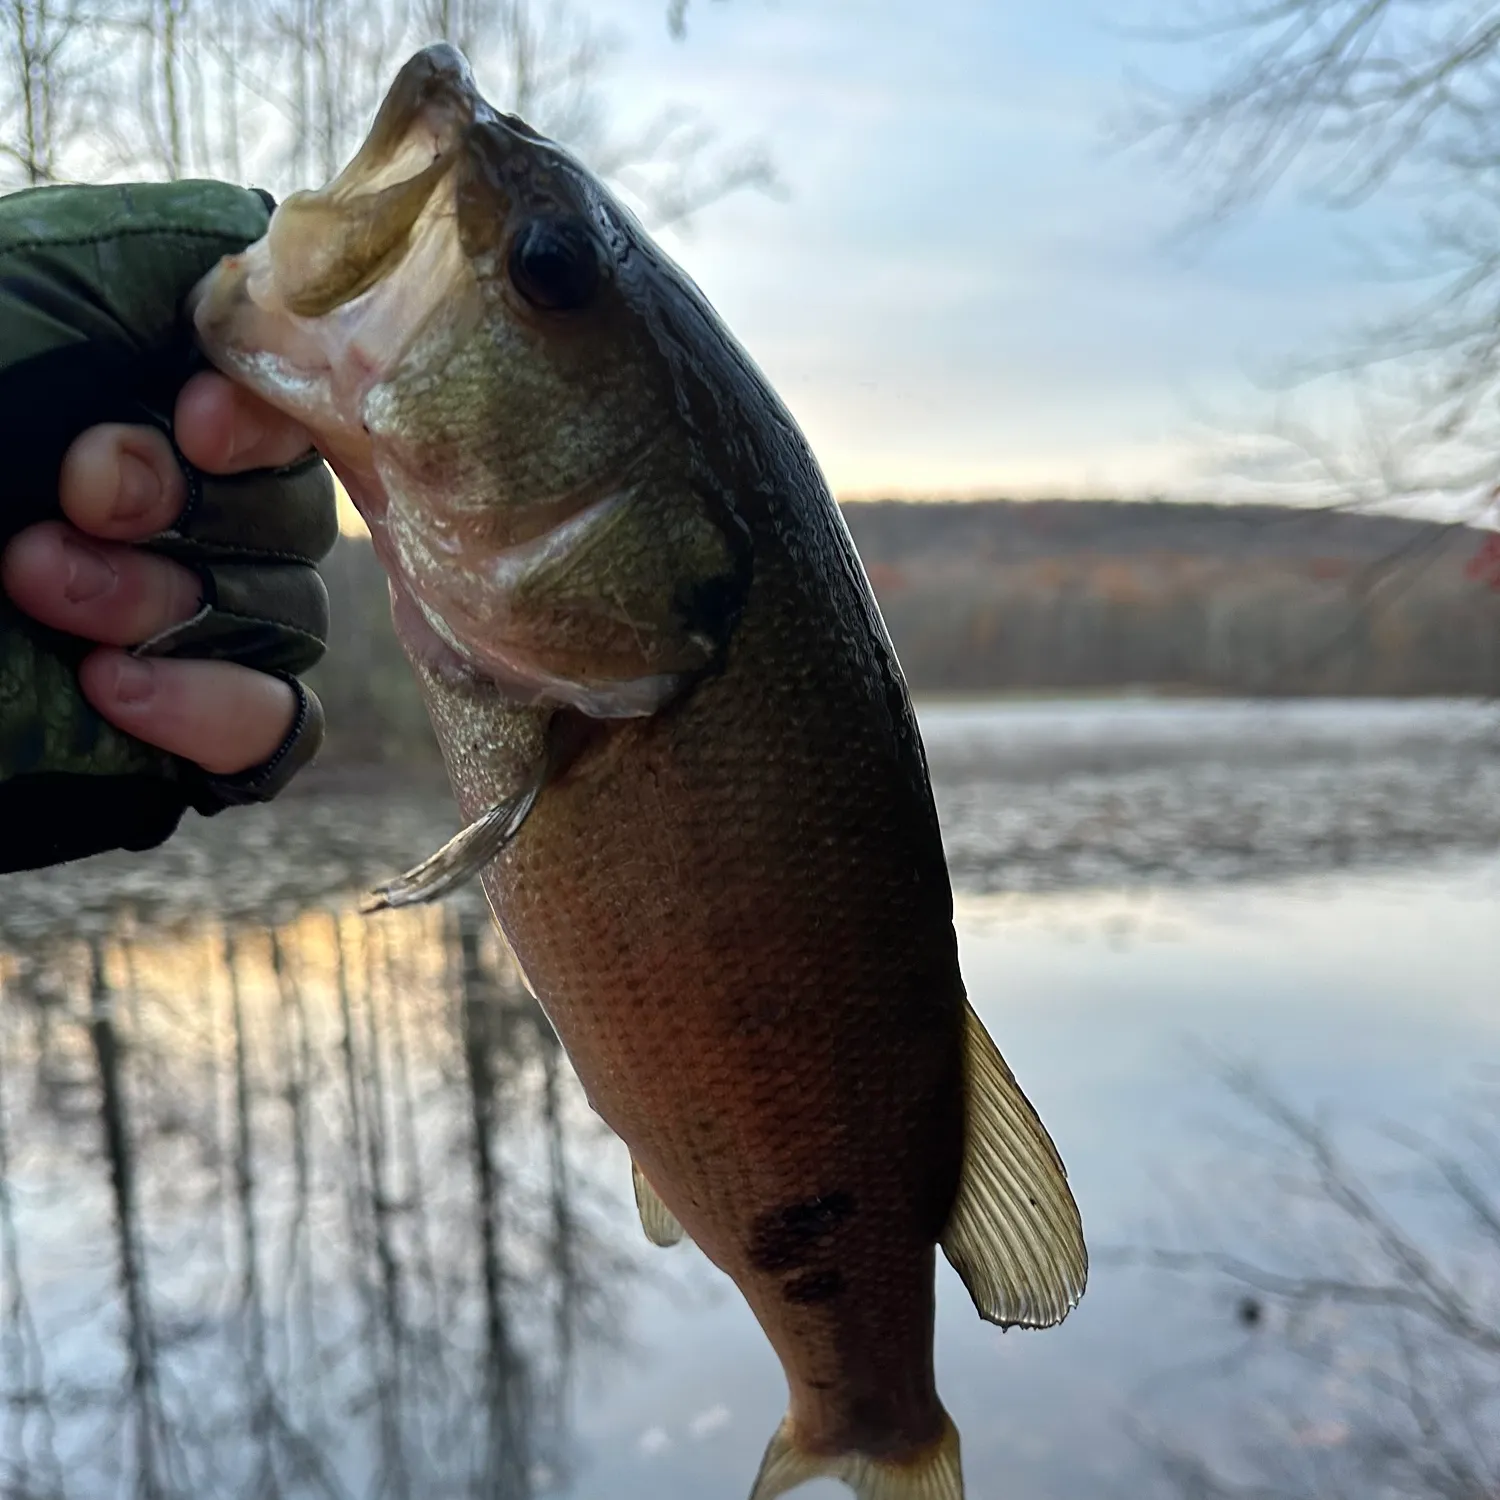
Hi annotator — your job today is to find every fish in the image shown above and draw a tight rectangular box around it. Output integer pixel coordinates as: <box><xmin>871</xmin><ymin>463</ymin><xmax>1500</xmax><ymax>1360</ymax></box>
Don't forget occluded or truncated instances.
<box><xmin>190</xmin><ymin>44</ymin><xmax>1087</xmax><ymax>1500</ymax></box>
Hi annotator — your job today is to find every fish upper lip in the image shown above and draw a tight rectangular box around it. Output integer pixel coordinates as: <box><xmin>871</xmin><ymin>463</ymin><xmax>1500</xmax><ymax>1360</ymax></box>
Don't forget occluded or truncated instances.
<box><xmin>278</xmin><ymin>46</ymin><xmax>484</xmax><ymax>226</ymax></box>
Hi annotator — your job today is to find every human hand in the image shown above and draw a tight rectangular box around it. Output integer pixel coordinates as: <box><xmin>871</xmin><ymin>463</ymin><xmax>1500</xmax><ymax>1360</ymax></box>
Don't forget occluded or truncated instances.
<box><xmin>2</xmin><ymin>371</ymin><xmax>317</xmax><ymax>775</ymax></box>
<box><xmin>0</xmin><ymin>179</ymin><xmax>338</xmax><ymax>874</ymax></box>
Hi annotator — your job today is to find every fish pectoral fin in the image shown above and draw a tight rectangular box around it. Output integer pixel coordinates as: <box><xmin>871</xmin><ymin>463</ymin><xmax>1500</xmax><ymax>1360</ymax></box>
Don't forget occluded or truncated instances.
<box><xmin>940</xmin><ymin>1000</ymin><xmax>1088</xmax><ymax>1329</ymax></box>
<box><xmin>631</xmin><ymin>1159</ymin><xmax>686</xmax><ymax>1248</ymax></box>
<box><xmin>750</xmin><ymin>1412</ymin><xmax>962</xmax><ymax>1500</ymax></box>
<box><xmin>359</xmin><ymin>771</ymin><xmax>545</xmax><ymax>912</ymax></box>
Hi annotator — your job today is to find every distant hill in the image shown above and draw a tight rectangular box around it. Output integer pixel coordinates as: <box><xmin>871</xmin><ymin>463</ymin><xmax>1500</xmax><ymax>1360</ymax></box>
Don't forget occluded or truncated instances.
<box><xmin>842</xmin><ymin>497</ymin><xmax>1472</xmax><ymax>562</ymax></box>
<box><xmin>306</xmin><ymin>498</ymin><xmax>1500</xmax><ymax>763</ymax></box>
<box><xmin>843</xmin><ymin>498</ymin><xmax>1500</xmax><ymax>699</ymax></box>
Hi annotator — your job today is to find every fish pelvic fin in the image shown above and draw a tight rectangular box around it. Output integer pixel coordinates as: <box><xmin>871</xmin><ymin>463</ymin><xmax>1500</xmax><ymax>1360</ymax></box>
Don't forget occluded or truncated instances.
<box><xmin>749</xmin><ymin>1413</ymin><xmax>962</xmax><ymax>1500</ymax></box>
<box><xmin>631</xmin><ymin>1158</ymin><xmax>686</xmax><ymax>1248</ymax></box>
<box><xmin>940</xmin><ymin>1000</ymin><xmax>1088</xmax><ymax>1329</ymax></box>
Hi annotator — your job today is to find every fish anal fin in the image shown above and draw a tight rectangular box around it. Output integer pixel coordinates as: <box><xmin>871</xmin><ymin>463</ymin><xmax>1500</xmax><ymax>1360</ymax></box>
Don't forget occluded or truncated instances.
<box><xmin>749</xmin><ymin>1413</ymin><xmax>962</xmax><ymax>1500</ymax></box>
<box><xmin>940</xmin><ymin>1000</ymin><xmax>1088</xmax><ymax>1329</ymax></box>
<box><xmin>631</xmin><ymin>1159</ymin><xmax>686</xmax><ymax>1248</ymax></box>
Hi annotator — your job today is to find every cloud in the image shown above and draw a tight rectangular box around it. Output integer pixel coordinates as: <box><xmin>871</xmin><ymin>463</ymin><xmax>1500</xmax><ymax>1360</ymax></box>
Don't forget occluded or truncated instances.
<box><xmin>580</xmin><ymin>0</ymin><xmax>1416</xmax><ymax>499</ymax></box>
<box><xmin>688</xmin><ymin>1404</ymin><xmax>732</xmax><ymax>1439</ymax></box>
<box><xmin>636</xmin><ymin>1426</ymin><xmax>673</xmax><ymax>1457</ymax></box>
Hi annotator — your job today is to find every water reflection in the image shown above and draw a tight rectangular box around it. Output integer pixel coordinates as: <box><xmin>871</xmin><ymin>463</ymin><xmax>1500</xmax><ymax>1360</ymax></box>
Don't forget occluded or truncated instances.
<box><xmin>2</xmin><ymin>700</ymin><xmax>1498</xmax><ymax>1498</ymax></box>
<box><xmin>1122</xmin><ymin>1067</ymin><xmax>1500</xmax><ymax>1500</ymax></box>
<box><xmin>0</xmin><ymin>897</ymin><xmax>632</xmax><ymax>1500</ymax></box>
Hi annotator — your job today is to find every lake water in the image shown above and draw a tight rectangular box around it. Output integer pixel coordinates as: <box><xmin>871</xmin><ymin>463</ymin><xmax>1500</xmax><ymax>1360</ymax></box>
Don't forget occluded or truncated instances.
<box><xmin>2</xmin><ymin>698</ymin><xmax>1498</xmax><ymax>1500</ymax></box>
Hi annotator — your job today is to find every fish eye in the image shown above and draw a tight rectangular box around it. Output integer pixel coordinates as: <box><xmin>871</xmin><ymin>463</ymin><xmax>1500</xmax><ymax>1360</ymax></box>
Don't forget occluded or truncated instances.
<box><xmin>508</xmin><ymin>216</ymin><xmax>600</xmax><ymax>312</ymax></box>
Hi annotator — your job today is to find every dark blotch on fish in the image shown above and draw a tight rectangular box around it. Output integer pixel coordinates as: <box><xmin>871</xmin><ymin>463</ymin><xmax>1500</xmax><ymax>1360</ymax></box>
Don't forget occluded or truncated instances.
<box><xmin>671</xmin><ymin>509</ymin><xmax>753</xmax><ymax>657</ymax></box>
<box><xmin>784</xmin><ymin>1269</ymin><xmax>847</xmax><ymax>1305</ymax></box>
<box><xmin>675</xmin><ymin>571</ymin><xmax>741</xmax><ymax>645</ymax></box>
<box><xmin>748</xmin><ymin>1192</ymin><xmax>857</xmax><ymax>1273</ymax></box>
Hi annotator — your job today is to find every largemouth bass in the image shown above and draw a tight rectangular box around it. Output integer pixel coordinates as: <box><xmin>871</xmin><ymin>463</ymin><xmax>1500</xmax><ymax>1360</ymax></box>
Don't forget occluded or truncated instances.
<box><xmin>191</xmin><ymin>45</ymin><xmax>1087</xmax><ymax>1500</ymax></box>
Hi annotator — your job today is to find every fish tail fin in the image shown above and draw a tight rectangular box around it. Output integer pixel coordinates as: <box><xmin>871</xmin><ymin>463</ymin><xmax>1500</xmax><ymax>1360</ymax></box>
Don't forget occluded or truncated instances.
<box><xmin>749</xmin><ymin>1412</ymin><xmax>963</xmax><ymax>1500</ymax></box>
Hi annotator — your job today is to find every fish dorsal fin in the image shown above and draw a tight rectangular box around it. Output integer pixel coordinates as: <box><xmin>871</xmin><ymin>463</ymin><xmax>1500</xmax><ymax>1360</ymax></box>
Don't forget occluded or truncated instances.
<box><xmin>749</xmin><ymin>1412</ymin><xmax>962</xmax><ymax>1500</ymax></box>
<box><xmin>940</xmin><ymin>1001</ymin><xmax>1087</xmax><ymax>1328</ymax></box>
<box><xmin>632</xmin><ymin>1159</ymin><xmax>686</xmax><ymax>1248</ymax></box>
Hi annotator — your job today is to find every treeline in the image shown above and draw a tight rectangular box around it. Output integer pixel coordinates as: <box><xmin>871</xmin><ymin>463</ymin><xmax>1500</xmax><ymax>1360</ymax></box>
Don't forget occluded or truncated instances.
<box><xmin>306</xmin><ymin>499</ymin><xmax>1500</xmax><ymax>763</ymax></box>
<box><xmin>847</xmin><ymin>500</ymin><xmax>1500</xmax><ymax>698</ymax></box>
<box><xmin>0</xmin><ymin>0</ymin><xmax>770</xmax><ymax>226</ymax></box>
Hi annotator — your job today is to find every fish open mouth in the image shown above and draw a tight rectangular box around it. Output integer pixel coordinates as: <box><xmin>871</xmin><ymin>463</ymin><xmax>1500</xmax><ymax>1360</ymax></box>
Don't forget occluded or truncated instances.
<box><xmin>261</xmin><ymin>45</ymin><xmax>484</xmax><ymax>319</ymax></box>
<box><xmin>189</xmin><ymin>42</ymin><xmax>579</xmax><ymax>398</ymax></box>
<box><xmin>187</xmin><ymin>45</ymin><xmax>508</xmax><ymax>472</ymax></box>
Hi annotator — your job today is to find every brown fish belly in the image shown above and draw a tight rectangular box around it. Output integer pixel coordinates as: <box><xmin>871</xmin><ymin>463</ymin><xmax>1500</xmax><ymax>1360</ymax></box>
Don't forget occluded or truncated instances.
<box><xmin>432</xmin><ymin>520</ymin><xmax>967</xmax><ymax>1459</ymax></box>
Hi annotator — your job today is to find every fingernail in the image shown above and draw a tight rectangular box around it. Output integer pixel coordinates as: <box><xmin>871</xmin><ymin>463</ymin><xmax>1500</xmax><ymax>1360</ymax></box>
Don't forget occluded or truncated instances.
<box><xmin>115</xmin><ymin>451</ymin><xmax>162</xmax><ymax>522</ymax></box>
<box><xmin>61</xmin><ymin>535</ymin><xmax>116</xmax><ymax>603</ymax></box>
<box><xmin>228</xmin><ymin>409</ymin><xmax>265</xmax><ymax>464</ymax></box>
<box><xmin>109</xmin><ymin>657</ymin><xmax>155</xmax><ymax>706</ymax></box>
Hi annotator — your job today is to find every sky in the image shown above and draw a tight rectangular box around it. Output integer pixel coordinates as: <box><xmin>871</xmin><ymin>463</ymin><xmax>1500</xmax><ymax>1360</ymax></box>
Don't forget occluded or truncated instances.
<box><xmin>505</xmin><ymin>0</ymin><xmax>1414</xmax><ymax>502</ymax></box>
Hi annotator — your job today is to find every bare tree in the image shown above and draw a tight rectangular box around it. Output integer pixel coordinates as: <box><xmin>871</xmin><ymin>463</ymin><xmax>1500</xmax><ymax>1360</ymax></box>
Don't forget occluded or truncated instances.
<box><xmin>1128</xmin><ymin>1</ymin><xmax>1500</xmax><ymax>524</ymax></box>
<box><xmin>260</xmin><ymin>0</ymin><xmax>411</xmax><ymax>188</ymax></box>
<box><xmin>0</xmin><ymin>0</ymin><xmax>777</xmax><ymax>241</ymax></box>
<box><xmin>418</xmin><ymin>0</ymin><xmax>778</xmax><ymax>231</ymax></box>
<box><xmin>139</xmin><ymin>0</ymin><xmax>191</xmax><ymax>179</ymax></box>
<box><xmin>665</xmin><ymin>0</ymin><xmax>729</xmax><ymax>40</ymax></box>
<box><xmin>414</xmin><ymin>0</ymin><xmax>485</xmax><ymax>56</ymax></box>
<box><xmin>0</xmin><ymin>0</ymin><xmax>93</xmax><ymax>182</ymax></box>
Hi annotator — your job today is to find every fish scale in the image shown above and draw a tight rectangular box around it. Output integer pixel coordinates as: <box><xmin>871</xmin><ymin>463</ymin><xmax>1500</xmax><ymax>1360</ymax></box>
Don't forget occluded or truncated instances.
<box><xmin>190</xmin><ymin>42</ymin><xmax>1087</xmax><ymax>1499</ymax></box>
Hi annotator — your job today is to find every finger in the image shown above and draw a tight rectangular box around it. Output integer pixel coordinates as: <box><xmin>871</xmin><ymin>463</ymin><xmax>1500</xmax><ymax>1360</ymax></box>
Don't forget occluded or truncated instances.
<box><xmin>175</xmin><ymin>370</ymin><xmax>315</xmax><ymax>474</ymax></box>
<box><xmin>80</xmin><ymin>651</ymin><xmax>297</xmax><ymax>775</ymax></box>
<box><xmin>1</xmin><ymin>521</ymin><xmax>202</xmax><ymax>645</ymax></box>
<box><xmin>58</xmin><ymin>423</ymin><xmax>187</xmax><ymax>540</ymax></box>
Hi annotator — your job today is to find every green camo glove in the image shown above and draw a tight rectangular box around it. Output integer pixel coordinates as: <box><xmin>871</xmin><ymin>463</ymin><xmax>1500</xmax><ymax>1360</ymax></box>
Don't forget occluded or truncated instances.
<box><xmin>0</xmin><ymin>180</ymin><xmax>337</xmax><ymax>874</ymax></box>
